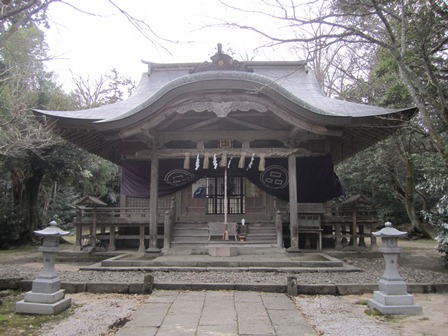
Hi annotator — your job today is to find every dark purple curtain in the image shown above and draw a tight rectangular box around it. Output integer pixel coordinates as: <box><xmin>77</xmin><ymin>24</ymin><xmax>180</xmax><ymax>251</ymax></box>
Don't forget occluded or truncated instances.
<box><xmin>241</xmin><ymin>155</ymin><xmax>343</xmax><ymax>202</ymax></box>
<box><xmin>296</xmin><ymin>155</ymin><xmax>344</xmax><ymax>202</ymax></box>
<box><xmin>121</xmin><ymin>159</ymin><xmax>206</xmax><ymax>197</ymax></box>
<box><xmin>121</xmin><ymin>160</ymin><xmax>151</xmax><ymax>198</ymax></box>
<box><xmin>121</xmin><ymin>154</ymin><xmax>343</xmax><ymax>202</ymax></box>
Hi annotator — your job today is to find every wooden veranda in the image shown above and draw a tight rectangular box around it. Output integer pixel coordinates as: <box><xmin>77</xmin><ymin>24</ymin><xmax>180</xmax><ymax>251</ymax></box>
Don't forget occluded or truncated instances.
<box><xmin>73</xmin><ymin>196</ymin><xmax>378</xmax><ymax>253</ymax></box>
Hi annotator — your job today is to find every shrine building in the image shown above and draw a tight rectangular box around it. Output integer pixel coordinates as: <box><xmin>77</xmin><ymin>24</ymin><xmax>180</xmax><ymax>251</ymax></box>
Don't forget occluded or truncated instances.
<box><xmin>33</xmin><ymin>45</ymin><xmax>416</xmax><ymax>254</ymax></box>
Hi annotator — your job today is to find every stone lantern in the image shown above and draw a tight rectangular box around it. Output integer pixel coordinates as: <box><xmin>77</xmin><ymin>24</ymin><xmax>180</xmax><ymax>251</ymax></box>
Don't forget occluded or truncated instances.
<box><xmin>16</xmin><ymin>221</ymin><xmax>72</xmax><ymax>315</ymax></box>
<box><xmin>367</xmin><ymin>221</ymin><xmax>422</xmax><ymax>315</ymax></box>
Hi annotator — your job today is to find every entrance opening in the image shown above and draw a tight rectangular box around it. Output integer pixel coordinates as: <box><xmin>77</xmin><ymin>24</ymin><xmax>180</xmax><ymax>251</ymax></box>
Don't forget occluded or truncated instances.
<box><xmin>206</xmin><ymin>175</ymin><xmax>245</xmax><ymax>214</ymax></box>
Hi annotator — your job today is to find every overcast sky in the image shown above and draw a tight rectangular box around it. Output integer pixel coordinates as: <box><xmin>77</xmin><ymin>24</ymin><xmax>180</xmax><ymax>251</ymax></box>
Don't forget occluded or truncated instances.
<box><xmin>44</xmin><ymin>0</ymin><xmax>294</xmax><ymax>90</ymax></box>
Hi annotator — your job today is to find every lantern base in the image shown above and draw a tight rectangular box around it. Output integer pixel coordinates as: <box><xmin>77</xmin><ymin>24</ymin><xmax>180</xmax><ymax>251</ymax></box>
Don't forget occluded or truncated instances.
<box><xmin>16</xmin><ymin>292</ymin><xmax>71</xmax><ymax>315</ymax></box>
<box><xmin>31</xmin><ymin>278</ymin><xmax>61</xmax><ymax>294</ymax></box>
<box><xmin>368</xmin><ymin>292</ymin><xmax>422</xmax><ymax>315</ymax></box>
<box><xmin>378</xmin><ymin>278</ymin><xmax>408</xmax><ymax>295</ymax></box>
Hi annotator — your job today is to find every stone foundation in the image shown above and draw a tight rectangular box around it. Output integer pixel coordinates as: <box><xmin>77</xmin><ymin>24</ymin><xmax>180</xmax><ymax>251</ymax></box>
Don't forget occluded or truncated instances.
<box><xmin>208</xmin><ymin>246</ymin><xmax>238</xmax><ymax>257</ymax></box>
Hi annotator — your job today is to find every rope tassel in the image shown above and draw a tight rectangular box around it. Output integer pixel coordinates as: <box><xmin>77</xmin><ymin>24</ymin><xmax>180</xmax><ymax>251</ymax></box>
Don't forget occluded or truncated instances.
<box><xmin>220</xmin><ymin>151</ymin><xmax>228</xmax><ymax>167</ymax></box>
<box><xmin>203</xmin><ymin>154</ymin><xmax>210</xmax><ymax>169</ymax></box>
<box><xmin>238</xmin><ymin>152</ymin><xmax>246</xmax><ymax>169</ymax></box>
<box><xmin>259</xmin><ymin>155</ymin><xmax>266</xmax><ymax>171</ymax></box>
<box><xmin>183</xmin><ymin>152</ymin><xmax>190</xmax><ymax>169</ymax></box>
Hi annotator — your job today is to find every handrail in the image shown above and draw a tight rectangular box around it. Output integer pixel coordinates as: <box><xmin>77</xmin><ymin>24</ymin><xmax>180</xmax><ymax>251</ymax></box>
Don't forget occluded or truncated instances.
<box><xmin>74</xmin><ymin>206</ymin><xmax>170</xmax><ymax>224</ymax></box>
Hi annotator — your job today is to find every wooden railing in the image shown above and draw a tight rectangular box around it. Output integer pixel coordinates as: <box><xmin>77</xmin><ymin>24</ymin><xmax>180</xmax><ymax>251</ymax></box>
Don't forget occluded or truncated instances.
<box><xmin>75</xmin><ymin>207</ymin><xmax>151</xmax><ymax>223</ymax></box>
<box><xmin>323</xmin><ymin>203</ymin><xmax>378</xmax><ymax>251</ymax></box>
<box><xmin>274</xmin><ymin>201</ymin><xmax>378</xmax><ymax>251</ymax></box>
<box><xmin>73</xmin><ymin>204</ymin><xmax>174</xmax><ymax>252</ymax></box>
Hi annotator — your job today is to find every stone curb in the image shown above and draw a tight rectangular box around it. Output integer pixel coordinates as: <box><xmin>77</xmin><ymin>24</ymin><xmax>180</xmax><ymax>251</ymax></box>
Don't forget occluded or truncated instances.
<box><xmin>0</xmin><ymin>277</ymin><xmax>22</xmax><ymax>290</ymax></box>
<box><xmin>6</xmin><ymin>278</ymin><xmax>448</xmax><ymax>295</ymax></box>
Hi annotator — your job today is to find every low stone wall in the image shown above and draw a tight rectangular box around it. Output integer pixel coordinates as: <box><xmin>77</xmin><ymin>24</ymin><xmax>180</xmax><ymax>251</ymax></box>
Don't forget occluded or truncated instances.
<box><xmin>3</xmin><ymin>277</ymin><xmax>448</xmax><ymax>295</ymax></box>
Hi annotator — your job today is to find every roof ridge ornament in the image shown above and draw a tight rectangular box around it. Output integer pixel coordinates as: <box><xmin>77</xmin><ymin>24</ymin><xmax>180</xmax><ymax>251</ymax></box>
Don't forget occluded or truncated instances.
<box><xmin>189</xmin><ymin>43</ymin><xmax>254</xmax><ymax>74</ymax></box>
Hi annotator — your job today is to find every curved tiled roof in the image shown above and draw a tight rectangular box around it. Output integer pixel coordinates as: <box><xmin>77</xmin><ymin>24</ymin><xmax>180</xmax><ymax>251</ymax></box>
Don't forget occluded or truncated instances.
<box><xmin>34</xmin><ymin>61</ymin><xmax>414</xmax><ymax>129</ymax></box>
<box><xmin>32</xmin><ymin>53</ymin><xmax>417</xmax><ymax>165</ymax></box>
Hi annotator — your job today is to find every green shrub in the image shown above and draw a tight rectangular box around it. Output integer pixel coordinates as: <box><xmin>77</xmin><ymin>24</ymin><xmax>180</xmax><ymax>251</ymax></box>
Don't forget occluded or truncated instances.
<box><xmin>426</xmin><ymin>195</ymin><xmax>448</xmax><ymax>266</ymax></box>
<box><xmin>421</xmin><ymin>168</ymin><xmax>448</xmax><ymax>266</ymax></box>
<box><xmin>0</xmin><ymin>194</ymin><xmax>23</xmax><ymax>247</ymax></box>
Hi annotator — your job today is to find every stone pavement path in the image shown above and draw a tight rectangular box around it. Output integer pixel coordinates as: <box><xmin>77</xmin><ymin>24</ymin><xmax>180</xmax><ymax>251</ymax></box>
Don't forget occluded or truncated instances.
<box><xmin>115</xmin><ymin>290</ymin><xmax>317</xmax><ymax>336</ymax></box>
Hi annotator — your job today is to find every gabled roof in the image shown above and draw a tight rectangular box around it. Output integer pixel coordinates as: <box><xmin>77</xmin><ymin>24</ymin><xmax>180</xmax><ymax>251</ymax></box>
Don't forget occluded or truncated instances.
<box><xmin>76</xmin><ymin>195</ymin><xmax>107</xmax><ymax>206</ymax></box>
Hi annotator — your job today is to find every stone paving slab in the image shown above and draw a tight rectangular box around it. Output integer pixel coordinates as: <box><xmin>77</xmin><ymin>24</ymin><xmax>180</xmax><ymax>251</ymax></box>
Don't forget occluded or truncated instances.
<box><xmin>115</xmin><ymin>290</ymin><xmax>318</xmax><ymax>336</ymax></box>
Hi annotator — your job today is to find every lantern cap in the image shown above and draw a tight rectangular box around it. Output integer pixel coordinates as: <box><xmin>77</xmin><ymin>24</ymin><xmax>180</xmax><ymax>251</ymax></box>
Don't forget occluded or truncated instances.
<box><xmin>372</xmin><ymin>221</ymin><xmax>407</xmax><ymax>238</ymax></box>
<box><xmin>34</xmin><ymin>220</ymin><xmax>69</xmax><ymax>237</ymax></box>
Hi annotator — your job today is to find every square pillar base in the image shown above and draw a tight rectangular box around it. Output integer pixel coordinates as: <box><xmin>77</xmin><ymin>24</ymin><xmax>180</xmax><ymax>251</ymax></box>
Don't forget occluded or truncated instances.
<box><xmin>208</xmin><ymin>246</ymin><xmax>238</xmax><ymax>257</ymax></box>
<box><xmin>145</xmin><ymin>247</ymin><xmax>161</xmax><ymax>257</ymax></box>
<box><xmin>368</xmin><ymin>291</ymin><xmax>422</xmax><ymax>315</ymax></box>
<box><xmin>16</xmin><ymin>297</ymin><xmax>71</xmax><ymax>315</ymax></box>
<box><xmin>24</xmin><ymin>289</ymin><xmax>66</xmax><ymax>304</ymax></box>
<box><xmin>378</xmin><ymin>278</ymin><xmax>408</xmax><ymax>295</ymax></box>
<box><xmin>31</xmin><ymin>278</ymin><xmax>61</xmax><ymax>294</ymax></box>
<box><xmin>286</xmin><ymin>247</ymin><xmax>301</xmax><ymax>255</ymax></box>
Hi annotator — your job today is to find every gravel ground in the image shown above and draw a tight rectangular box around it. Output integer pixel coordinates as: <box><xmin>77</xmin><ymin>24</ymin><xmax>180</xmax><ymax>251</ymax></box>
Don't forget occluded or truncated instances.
<box><xmin>1</xmin><ymin>257</ymin><xmax>446</xmax><ymax>285</ymax></box>
<box><xmin>294</xmin><ymin>295</ymin><xmax>401</xmax><ymax>336</ymax></box>
<box><xmin>26</xmin><ymin>291</ymin><xmax>448</xmax><ymax>336</ymax></box>
<box><xmin>36</xmin><ymin>293</ymin><xmax>144</xmax><ymax>336</ymax></box>
<box><xmin>1</xmin><ymin>240</ymin><xmax>447</xmax><ymax>335</ymax></box>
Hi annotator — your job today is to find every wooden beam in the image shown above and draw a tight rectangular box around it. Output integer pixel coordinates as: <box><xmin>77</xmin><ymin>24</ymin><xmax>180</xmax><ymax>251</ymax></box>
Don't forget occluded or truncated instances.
<box><xmin>226</xmin><ymin>116</ymin><xmax>270</xmax><ymax>131</ymax></box>
<box><xmin>182</xmin><ymin>117</ymin><xmax>220</xmax><ymax>130</ymax></box>
<box><xmin>128</xmin><ymin>147</ymin><xmax>312</xmax><ymax>159</ymax></box>
<box><xmin>157</xmin><ymin>130</ymin><xmax>290</xmax><ymax>143</ymax></box>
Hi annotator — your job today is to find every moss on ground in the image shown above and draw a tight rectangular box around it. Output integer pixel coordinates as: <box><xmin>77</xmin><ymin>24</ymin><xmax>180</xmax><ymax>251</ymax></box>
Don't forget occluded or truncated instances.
<box><xmin>0</xmin><ymin>290</ymin><xmax>76</xmax><ymax>335</ymax></box>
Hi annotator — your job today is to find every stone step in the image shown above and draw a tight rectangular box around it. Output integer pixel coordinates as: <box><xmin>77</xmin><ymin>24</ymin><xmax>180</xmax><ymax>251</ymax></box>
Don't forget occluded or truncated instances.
<box><xmin>172</xmin><ymin>236</ymin><xmax>209</xmax><ymax>242</ymax></box>
<box><xmin>171</xmin><ymin>237</ymin><xmax>276</xmax><ymax>243</ymax></box>
<box><xmin>169</xmin><ymin>241</ymin><xmax>279</xmax><ymax>249</ymax></box>
<box><xmin>172</xmin><ymin>229</ymin><xmax>209</xmax><ymax>235</ymax></box>
<box><xmin>174</xmin><ymin>223</ymin><xmax>208</xmax><ymax>229</ymax></box>
<box><xmin>245</xmin><ymin>236</ymin><xmax>276</xmax><ymax>241</ymax></box>
<box><xmin>163</xmin><ymin>244</ymin><xmax>284</xmax><ymax>256</ymax></box>
<box><xmin>170</xmin><ymin>221</ymin><xmax>277</xmax><ymax>245</ymax></box>
<box><xmin>245</xmin><ymin>230</ymin><xmax>276</xmax><ymax>234</ymax></box>
<box><xmin>248</xmin><ymin>222</ymin><xmax>274</xmax><ymax>226</ymax></box>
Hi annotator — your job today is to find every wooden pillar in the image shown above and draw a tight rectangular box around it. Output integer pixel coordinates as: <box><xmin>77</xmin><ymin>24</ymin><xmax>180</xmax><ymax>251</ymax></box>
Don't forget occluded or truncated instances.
<box><xmin>108</xmin><ymin>225</ymin><xmax>116</xmax><ymax>252</ymax></box>
<box><xmin>163</xmin><ymin>210</ymin><xmax>171</xmax><ymax>249</ymax></box>
<box><xmin>358</xmin><ymin>223</ymin><xmax>367</xmax><ymax>247</ymax></box>
<box><xmin>73</xmin><ymin>208</ymin><xmax>82</xmax><ymax>251</ymax></box>
<box><xmin>146</xmin><ymin>153</ymin><xmax>161</xmax><ymax>255</ymax></box>
<box><xmin>91</xmin><ymin>206</ymin><xmax>97</xmax><ymax>249</ymax></box>
<box><xmin>351</xmin><ymin>203</ymin><xmax>357</xmax><ymax>247</ymax></box>
<box><xmin>74</xmin><ymin>223</ymin><xmax>82</xmax><ymax>251</ymax></box>
<box><xmin>334</xmin><ymin>223</ymin><xmax>343</xmax><ymax>250</ymax></box>
<box><xmin>287</xmin><ymin>155</ymin><xmax>300</xmax><ymax>252</ymax></box>
<box><xmin>370</xmin><ymin>222</ymin><xmax>378</xmax><ymax>250</ymax></box>
<box><xmin>138</xmin><ymin>224</ymin><xmax>145</xmax><ymax>252</ymax></box>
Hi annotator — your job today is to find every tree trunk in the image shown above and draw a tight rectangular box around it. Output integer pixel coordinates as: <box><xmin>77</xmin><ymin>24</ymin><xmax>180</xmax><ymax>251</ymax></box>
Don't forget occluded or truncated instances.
<box><xmin>402</xmin><ymin>150</ymin><xmax>432</xmax><ymax>239</ymax></box>
<box><xmin>10</xmin><ymin>166</ymin><xmax>44</xmax><ymax>242</ymax></box>
<box><xmin>396</xmin><ymin>59</ymin><xmax>448</xmax><ymax>169</ymax></box>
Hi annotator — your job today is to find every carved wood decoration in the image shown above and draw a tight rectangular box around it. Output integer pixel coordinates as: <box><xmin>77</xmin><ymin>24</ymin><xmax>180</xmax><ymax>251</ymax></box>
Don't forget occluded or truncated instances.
<box><xmin>174</xmin><ymin>101</ymin><xmax>268</xmax><ymax>117</ymax></box>
<box><xmin>189</xmin><ymin>43</ymin><xmax>254</xmax><ymax>74</ymax></box>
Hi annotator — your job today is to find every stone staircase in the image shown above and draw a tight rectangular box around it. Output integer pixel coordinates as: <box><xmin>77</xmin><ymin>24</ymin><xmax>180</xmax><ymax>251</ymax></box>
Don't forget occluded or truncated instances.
<box><xmin>244</xmin><ymin>222</ymin><xmax>276</xmax><ymax>242</ymax></box>
<box><xmin>171</xmin><ymin>222</ymin><xmax>209</xmax><ymax>245</ymax></box>
<box><xmin>170</xmin><ymin>221</ymin><xmax>277</xmax><ymax>247</ymax></box>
